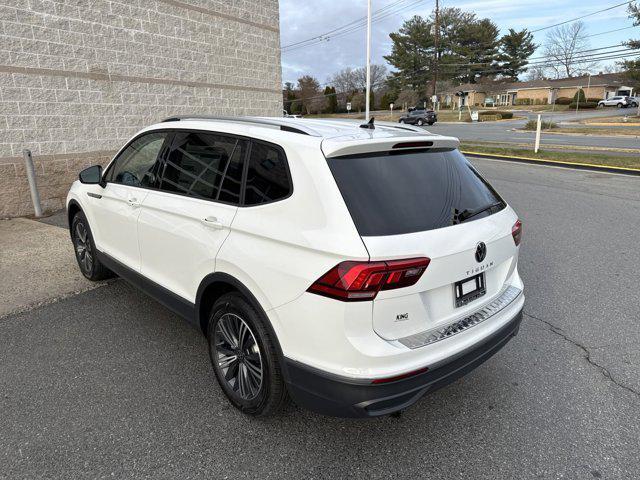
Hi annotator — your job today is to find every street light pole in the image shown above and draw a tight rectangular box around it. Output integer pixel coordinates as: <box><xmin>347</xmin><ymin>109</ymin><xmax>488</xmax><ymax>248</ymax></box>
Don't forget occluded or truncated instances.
<box><xmin>365</xmin><ymin>0</ymin><xmax>372</xmax><ymax>122</ymax></box>
<box><xmin>431</xmin><ymin>0</ymin><xmax>439</xmax><ymax>99</ymax></box>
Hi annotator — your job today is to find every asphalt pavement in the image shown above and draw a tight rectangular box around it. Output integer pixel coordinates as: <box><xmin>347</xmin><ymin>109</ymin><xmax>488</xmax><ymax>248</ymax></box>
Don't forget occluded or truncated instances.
<box><xmin>1</xmin><ymin>159</ymin><xmax>639</xmax><ymax>479</ymax></box>
<box><xmin>429</xmin><ymin>108</ymin><xmax>640</xmax><ymax>153</ymax></box>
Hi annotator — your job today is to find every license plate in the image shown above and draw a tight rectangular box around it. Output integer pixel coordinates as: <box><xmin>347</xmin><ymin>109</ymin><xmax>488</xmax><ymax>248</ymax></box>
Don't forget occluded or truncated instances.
<box><xmin>454</xmin><ymin>273</ymin><xmax>486</xmax><ymax>308</ymax></box>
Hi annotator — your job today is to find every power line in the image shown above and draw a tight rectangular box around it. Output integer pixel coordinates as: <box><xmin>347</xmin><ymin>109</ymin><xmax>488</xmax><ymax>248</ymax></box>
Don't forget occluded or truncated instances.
<box><xmin>281</xmin><ymin>0</ymin><xmax>408</xmax><ymax>50</ymax></box>
<box><xmin>282</xmin><ymin>0</ymin><xmax>432</xmax><ymax>53</ymax></box>
<box><xmin>530</xmin><ymin>1</ymin><xmax>634</xmax><ymax>33</ymax></box>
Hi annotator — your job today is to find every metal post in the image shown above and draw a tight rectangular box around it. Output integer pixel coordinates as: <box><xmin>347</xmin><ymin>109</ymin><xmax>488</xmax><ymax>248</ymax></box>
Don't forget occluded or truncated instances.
<box><xmin>364</xmin><ymin>0</ymin><xmax>372</xmax><ymax>122</ymax></box>
<box><xmin>534</xmin><ymin>114</ymin><xmax>542</xmax><ymax>154</ymax></box>
<box><xmin>23</xmin><ymin>149</ymin><xmax>43</xmax><ymax>217</ymax></box>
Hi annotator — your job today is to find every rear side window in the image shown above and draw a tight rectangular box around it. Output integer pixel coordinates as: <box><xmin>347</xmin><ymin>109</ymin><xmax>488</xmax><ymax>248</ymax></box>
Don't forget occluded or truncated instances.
<box><xmin>105</xmin><ymin>132</ymin><xmax>167</xmax><ymax>187</ymax></box>
<box><xmin>327</xmin><ymin>149</ymin><xmax>505</xmax><ymax>236</ymax></box>
<box><xmin>160</xmin><ymin>131</ymin><xmax>247</xmax><ymax>203</ymax></box>
<box><xmin>243</xmin><ymin>142</ymin><xmax>291</xmax><ymax>206</ymax></box>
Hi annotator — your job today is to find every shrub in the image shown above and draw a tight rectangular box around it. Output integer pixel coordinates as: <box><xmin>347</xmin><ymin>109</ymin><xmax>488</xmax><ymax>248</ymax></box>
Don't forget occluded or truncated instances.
<box><xmin>478</xmin><ymin>110</ymin><xmax>514</xmax><ymax>120</ymax></box>
<box><xmin>524</xmin><ymin>119</ymin><xmax>558</xmax><ymax>130</ymax></box>
<box><xmin>568</xmin><ymin>101</ymin><xmax>598</xmax><ymax>109</ymax></box>
<box><xmin>573</xmin><ymin>89</ymin><xmax>586</xmax><ymax>103</ymax></box>
<box><xmin>515</xmin><ymin>98</ymin><xmax>532</xmax><ymax>105</ymax></box>
<box><xmin>555</xmin><ymin>97</ymin><xmax>572</xmax><ymax>105</ymax></box>
<box><xmin>586</xmin><ymin>98</ymin><xmax>600</xmax><ymax>103</ymax></box>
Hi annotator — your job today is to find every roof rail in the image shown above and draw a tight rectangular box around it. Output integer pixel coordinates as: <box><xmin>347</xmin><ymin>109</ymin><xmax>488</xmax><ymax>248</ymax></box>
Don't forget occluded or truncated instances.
<box><xmin>161</xmin><ymin>115</ymin><xmax>320</xmax><ymax>136</ymax></box>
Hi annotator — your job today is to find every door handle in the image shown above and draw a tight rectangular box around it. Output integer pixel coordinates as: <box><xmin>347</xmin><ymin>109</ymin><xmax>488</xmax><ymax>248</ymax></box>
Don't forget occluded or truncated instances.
<box><xmin>201</xmin><ymin>216</ymin><xmax>224</xmax><ymax>229</ymax></box>
<box><xmin>127</xmin><ymin>198</ymin><xmax>141</xmax><ymax>207</ymax></box>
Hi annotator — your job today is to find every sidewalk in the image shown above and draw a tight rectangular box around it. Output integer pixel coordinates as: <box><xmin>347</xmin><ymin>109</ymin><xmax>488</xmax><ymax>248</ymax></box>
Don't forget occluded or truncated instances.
<box><xmin>0</xmin><ymin>216</ymin><xmax>98</xmax><ymax>317</ymax></box>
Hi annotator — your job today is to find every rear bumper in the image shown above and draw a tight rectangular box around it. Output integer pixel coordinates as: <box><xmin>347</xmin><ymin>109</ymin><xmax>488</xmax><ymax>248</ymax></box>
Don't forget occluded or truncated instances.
<box><xmin>284</xmin><ymin>307</ymin><xmax>523</xmax><ymax>418</ymax></box>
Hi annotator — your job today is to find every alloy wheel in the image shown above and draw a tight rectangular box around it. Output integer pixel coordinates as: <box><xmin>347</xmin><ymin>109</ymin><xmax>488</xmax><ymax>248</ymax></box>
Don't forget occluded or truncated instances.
<box><xmin>74</xmin><ymin>222</ymin><xmax>93</xmax><ymax>273</ymax></box>
<box><xmin>214</xmin><ymin>313</ymin><xmax>263</xmax><ymax>400</ymax></box>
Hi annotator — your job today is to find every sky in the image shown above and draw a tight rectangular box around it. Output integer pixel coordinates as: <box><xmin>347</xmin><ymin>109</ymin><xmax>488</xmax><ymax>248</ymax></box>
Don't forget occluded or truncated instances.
<box><xmin>278</xmin><ymin>0</ymin><xmax>639</xmax><ymax>85</ymax></box>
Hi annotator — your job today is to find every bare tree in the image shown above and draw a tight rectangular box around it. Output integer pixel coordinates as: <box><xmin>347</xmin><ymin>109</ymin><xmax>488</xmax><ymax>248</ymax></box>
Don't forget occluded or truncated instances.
<box><xmin>329</xmin><ymin>65</ymin><xmax>388</xmax><ymax>93</ymax></box>
<box><xmin>297</xmin><ymin>75</ymin><xmax>325</xmax><ymax>114</ymax></box>
<box><xmin>543</xmin><ymin>21</ymin><xmax>598</xmax><ymax>78</ymax></box>
<box><xmin>395</xmin><ymin>89</ymin><xmax>419</xmax><ymax>110</ymax></box>
<box><xmin>525</xmin><ymin>65</ymin><xmax>548</xmax><ymax>81</ymax></box>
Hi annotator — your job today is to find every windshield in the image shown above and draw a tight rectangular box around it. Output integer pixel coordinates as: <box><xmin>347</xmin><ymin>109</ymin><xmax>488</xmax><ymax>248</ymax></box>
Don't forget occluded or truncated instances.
<box><xmin>327</xmin><ymin>149</ymin><xmax>505</xmax><ymax>236</ymax></box>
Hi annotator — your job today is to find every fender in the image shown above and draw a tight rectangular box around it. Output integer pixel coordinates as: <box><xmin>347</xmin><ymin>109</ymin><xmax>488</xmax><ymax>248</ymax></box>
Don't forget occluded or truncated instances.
<box><xmin>66</xmin><ymin>198</ymin><xmax>83</xmax><ymax>235</ymax></box>
<box><xmin>195</xmin><ymin>272</ymin><xmax>290</xmax><ymax>380</ymax></box>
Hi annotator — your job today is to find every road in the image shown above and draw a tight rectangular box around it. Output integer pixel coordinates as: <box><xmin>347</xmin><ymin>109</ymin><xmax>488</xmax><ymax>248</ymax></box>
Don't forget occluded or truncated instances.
<box><xmin>1</xmin><ymin>159</ymin><xmax>639</xmax><ymax>479</ymax></box>
<box><xmin>429</xmin><ymin>108</ymin><xmax>640</xmax><ymax>153</ymax></box>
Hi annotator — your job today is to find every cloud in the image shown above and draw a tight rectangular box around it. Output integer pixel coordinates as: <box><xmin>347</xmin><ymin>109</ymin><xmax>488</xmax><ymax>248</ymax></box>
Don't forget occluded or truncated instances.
<box><xmin>279</xmin><ymin>0</ymin><xmax>635</xmax><ymax>84</ymax></box>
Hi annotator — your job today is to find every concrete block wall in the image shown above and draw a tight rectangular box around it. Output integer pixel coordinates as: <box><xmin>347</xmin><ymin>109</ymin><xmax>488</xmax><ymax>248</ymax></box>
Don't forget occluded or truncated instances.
<box><xmin>0</xmin><ymin>0</ymin><xmax>282</xmax><ymax>217</ymax></box>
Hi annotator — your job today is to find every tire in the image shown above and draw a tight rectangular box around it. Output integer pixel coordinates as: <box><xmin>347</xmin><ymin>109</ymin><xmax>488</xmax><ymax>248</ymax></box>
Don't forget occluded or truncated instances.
<box><xmin>71</xmin><ymin>211</ymin><xmax>113</xmax><ymax>281</ymax></box>
<box><xmin>399</xmin><ymin>119</ymin><xmax>405</xmax><ymax>124</ymax></box>
<box><xmin>597</xmin><ymin>103</ymin><xmax>604</xmax><ymax>108</ymax></box>
<box><xmin>617</xmin><ymin>103</ymin><xmax>623</xmax><ymax>108</ymax></box>
<box><xmin>428</xmin><ymin>121</ymin><xmax>435</xmax><ymax>126</ymax></box>
<box><xmin>632</xmin><ymin>102</ymin><xmax>638</xmax><ymax>108</ymax></box>
<box><xmin>417</xmin><ymin>119</ymin><xmax>424</xmax><ymax>126</ymax></box>
<box><xmin>207</xmin><ymin>292</ymin><xmax>288</xmax><ymax>416</ymax></box>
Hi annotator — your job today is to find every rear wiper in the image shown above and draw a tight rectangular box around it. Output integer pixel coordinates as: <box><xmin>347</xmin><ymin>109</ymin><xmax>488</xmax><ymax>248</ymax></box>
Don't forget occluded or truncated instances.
<box><xmin>455</xmin><ymin>202</ymin><xmax>503</xmax><ymax>224</ymax></box>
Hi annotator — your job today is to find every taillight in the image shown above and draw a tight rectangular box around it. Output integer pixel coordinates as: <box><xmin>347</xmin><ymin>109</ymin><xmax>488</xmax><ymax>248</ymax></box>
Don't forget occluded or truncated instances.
<box><xmin>512</xmin><ymin>219</ymin><xmax>523</xmax><ymax>246</ymax></box>
<box><xmin>307</xmin><ymin>257</ymin><xmax>430</xmax><ymax>302</ymax></box>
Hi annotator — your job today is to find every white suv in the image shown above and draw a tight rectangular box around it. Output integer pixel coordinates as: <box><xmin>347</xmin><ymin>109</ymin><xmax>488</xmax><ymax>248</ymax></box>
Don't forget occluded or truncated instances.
<box><xmin>597</xmin><ymin>96</ymin><xmax>629</xmax><ymax>108</ymax></box>
<box><xmin>67</xmin><ymin>116</ymin><xmax>524</xmax><ymax>418</ymax></box>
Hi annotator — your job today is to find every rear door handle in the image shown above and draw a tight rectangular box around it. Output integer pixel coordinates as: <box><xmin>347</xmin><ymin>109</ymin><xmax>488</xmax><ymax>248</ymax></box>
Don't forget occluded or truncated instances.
<box><xmin>127</xmin><ymin>198</ymin><xmax>141</xmax><ymax>207</ymax></box>
<box><xmin>201</xmin><ymin>216</ymin><xmax>224</xmax><ymax>229</ymax></box>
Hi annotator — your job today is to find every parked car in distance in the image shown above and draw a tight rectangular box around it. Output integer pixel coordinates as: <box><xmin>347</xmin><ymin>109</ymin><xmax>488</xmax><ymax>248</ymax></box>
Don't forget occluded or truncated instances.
<box><xmin>399</xmin><ymin>109</ymin><xmax>437</xmax><ymax>126</ymax></box>
<box><xmin>626</xmin><ymin>96</ymin><xmax>639</xmax><ymax>108</ymax></box>
<box><xmin>597</xmin><ymin>96</ymin><xmax>630</xmax><ymax>108</ymax></box>
<box><xmin>67</xmin><ymin>116</ymin><xmax>523</xmax><ymax>418</ymax></box>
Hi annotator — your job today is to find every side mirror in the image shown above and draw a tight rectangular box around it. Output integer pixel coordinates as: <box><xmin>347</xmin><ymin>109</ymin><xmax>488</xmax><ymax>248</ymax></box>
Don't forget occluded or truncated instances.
<box><xmin>79</xmin><ymin>165</ymin><xmax>105</xmax><ymax>187</ymax></box>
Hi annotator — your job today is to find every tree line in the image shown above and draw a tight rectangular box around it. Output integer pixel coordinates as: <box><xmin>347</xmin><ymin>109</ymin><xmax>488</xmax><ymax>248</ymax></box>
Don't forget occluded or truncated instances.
<box><xmin>283</xmin><ymin>4</ymin><xmax>639</xmax><ymax>115</ymax></box>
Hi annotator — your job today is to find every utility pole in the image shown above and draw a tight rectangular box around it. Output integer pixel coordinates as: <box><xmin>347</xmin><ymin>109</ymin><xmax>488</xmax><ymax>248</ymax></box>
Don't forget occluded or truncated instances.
<box><xmin>365</xmin><ymin>0</ymin><xmax>372</xmax><ymax>122</ymax></box>
<box><xmin>431</xmin><ymin>0</ymin><xmax>439</xmax><ymax>99</ymax></box>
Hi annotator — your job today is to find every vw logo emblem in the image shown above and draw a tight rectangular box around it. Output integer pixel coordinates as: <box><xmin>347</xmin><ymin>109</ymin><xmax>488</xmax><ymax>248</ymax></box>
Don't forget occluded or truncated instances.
<box><xmin>475</xmin><ymin>242</ymin><xmax>487</xmax><ymax>262</ymax></box>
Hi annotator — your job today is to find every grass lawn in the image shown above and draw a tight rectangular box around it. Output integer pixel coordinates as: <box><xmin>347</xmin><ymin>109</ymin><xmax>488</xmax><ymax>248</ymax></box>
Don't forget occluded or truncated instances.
<box><xmin>548</xmin><ymin>127</ymin><xmax>640</xmax><ymax>136</ymax></box>
<box><xmin>583</xmin><ymin>115</ymin><xmax>640</xmax><ymax>124</ymax></box>
<box><xmin>460</xmin><ymin>142</ymin><xmax>640</xmax><ymax>170</ymax></box>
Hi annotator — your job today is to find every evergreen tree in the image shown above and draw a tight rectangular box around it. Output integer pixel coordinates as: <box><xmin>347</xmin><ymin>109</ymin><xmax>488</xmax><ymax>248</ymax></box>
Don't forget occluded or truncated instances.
<box><xmin>499</xmin><ymin>29</ymin><xmax>537</xmax><ymax>81</ymax></box>
<box><xmin>325</xmin><ymin>86</ymin><xmax>338</xmax><ymax>113</ymax></box>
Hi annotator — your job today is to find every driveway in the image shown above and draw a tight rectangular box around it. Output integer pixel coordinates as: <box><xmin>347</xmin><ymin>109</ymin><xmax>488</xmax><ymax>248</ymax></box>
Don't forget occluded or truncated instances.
<box><xmin>1</xmin><ymin>159</ymin><xmax>639</xmax><ymax>479</ymax></box>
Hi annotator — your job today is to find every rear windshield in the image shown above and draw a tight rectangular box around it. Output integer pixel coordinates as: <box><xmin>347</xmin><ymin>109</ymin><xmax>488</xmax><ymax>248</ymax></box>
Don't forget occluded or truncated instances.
<box><xmin>327</xmin><ymin>149</ymin><xmax>505</xmax><ymax>236</ymax></box>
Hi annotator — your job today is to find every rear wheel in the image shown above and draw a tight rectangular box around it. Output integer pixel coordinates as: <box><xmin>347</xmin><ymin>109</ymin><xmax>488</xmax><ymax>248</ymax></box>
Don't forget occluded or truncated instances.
<box><xmin>617</xmin><ymin>102</ymin><xmax>623</xmax><ymax>108</ymax></box>
<box><xmin>207</xmin><ymin>293</ymin><xmax>288</xmax><ymax>416</ymax></box>
<box><xmin>71</xmin><ymin>211</ymin><xmax>113</xmax><ymax>281</ymax></box>
<box><xmin>399</xmin><ymin>119</ymin><xmax>405</xmax><ymax>124</ymax></box>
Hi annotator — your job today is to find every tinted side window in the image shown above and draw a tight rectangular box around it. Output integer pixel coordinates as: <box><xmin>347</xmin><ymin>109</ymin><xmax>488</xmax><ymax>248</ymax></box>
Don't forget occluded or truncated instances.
<box><xmin>106</xmin><ymin>132</ymin><xmax>167</xmax><ymax>187</ymax></box>
<box><xmin>160</xmin><ymin>131</ymin><xmax>246</xmax><ymax>203</ymax></box>
<box><xmin>243</xmin><ymin>142</ymin><xmax>291</xmax><ymax>206</ymax></box>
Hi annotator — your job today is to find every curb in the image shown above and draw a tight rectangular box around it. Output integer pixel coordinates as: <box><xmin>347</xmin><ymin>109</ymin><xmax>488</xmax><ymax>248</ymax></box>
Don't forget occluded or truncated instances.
<box><xmin>461</xmin><ymin>151</ymin><xmax>640</xmax><ymax>176</ymax></box>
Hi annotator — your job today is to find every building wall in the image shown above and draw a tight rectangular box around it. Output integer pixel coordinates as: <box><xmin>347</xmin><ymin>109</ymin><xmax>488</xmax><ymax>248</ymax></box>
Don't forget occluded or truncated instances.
<box><xmin>516</xmin><ymin>88</ymin><xmax>550</xmax><ymax>103</ymax></box>
<box><xmin>0</xmin><ymin>0</ymin><xmax>282</xmax><ymax>218</ymax></box>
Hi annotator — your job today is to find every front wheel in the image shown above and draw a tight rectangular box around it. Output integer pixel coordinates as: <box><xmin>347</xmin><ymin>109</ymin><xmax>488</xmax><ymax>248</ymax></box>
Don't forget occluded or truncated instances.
<box><xmin>417</xmin><ymin>119</ymin><xmax>424</xmax><ymax>126</ymax></box>
<box><xmin>399</xmin><ymin>119</ymin><xmax>405</xmax><ymax>124</ymax></box>
<box><xmin>71</xmin><ymin>211</ymin><xmax>113</xmax><ymax>281</ymax></box>
<box><xmin>428</xmin><ymin>121</ymin><xmax>435</xmax><ymax>126</ymax></box>
<box><xmin>207</xmin><ymin>293</ymin><xmax>288</xmax><ymax>416</ymax></box>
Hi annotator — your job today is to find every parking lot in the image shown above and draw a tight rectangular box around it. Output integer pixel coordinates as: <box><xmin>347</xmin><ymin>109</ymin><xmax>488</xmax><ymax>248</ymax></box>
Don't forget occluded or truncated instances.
<box><xmin>1</xmin><ymin>158</ymin><xmax>639</xmax><ymax>479</ymax></box>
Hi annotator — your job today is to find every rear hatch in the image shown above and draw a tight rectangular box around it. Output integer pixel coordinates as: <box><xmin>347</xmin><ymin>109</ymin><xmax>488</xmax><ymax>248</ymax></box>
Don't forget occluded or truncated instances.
<box><xmin>326</xmin><ymin>147</ymin><xmax>520</xmax><ymax>341</ymax></box>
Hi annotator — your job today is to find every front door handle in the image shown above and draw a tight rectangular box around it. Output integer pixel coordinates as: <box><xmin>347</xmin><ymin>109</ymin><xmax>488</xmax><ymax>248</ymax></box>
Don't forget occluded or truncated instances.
<box><xmin>127</xmin><ymin>198</ymin><xmax>141</xmax><ymax>207</ymax></box>
<box><xmin>201</xmin><ymin>216</ymin><xmax>224</xmax><ymax>229</ymax></box>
